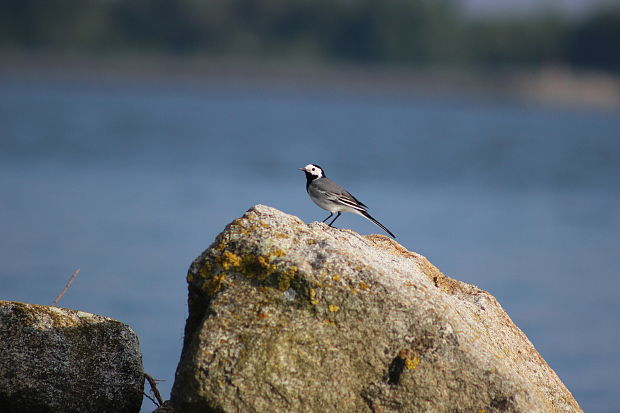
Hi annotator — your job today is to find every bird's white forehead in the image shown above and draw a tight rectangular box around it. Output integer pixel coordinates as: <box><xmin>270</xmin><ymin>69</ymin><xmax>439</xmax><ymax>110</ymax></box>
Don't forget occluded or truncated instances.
<box><xmin>303</xmin><ymin>164</ymin><xmax>323</xmax><ymax>176</ymax></box>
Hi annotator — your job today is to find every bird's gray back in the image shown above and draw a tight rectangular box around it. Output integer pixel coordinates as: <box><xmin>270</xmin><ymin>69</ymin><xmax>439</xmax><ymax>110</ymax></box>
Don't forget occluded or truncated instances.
<box><xmin>310</xmin><ymin>177</ymin><xmax>348</xmax><ymax>195</ymax></box>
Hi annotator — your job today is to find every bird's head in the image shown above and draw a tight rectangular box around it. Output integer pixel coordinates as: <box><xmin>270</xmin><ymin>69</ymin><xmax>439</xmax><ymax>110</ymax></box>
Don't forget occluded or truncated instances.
<box><xmin>298</xmin><ymin>164</ymin><xmax>325</xmax><ymax>179</ymax></box>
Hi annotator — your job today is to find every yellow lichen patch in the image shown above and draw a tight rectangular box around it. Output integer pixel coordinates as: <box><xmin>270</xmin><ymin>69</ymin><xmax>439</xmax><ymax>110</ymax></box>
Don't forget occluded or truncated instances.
<box><xmin>405</xmin><ymin>354</ymin><xmax>420</xmax><ymax>370</ymax></box>
<box><xmin>201</xmin><ymin>244</ymin><xmax>302</xmax><ymax>295</ymax></box>
<box><xmin>202</xmin><ymin>273</ymin><xmax>226</xmax><ymax>295</ymax></box>
<box><xmin>186</xmin><ymin>272</ymin><xmax>194</xmax><ymax>283</ymax></box>
<box><xmin>220</xmin><ymin>251</ymin><xmax>281</xmax><ymax>282</ymax></box>
<box><xmin>358</xmin><ymin>282</ymin><xmax>370</xmax><ymax>291</ymax></box>
<box><xmin>328</xmin><ymin>304</ymin><xmax>340</xmax><ymax>313</ymax></box>
<box><xmin>323</xmin><ymin>319</ymin><xmax>336</xmax><ymax>325</ymax></box>
<box><xmin>274</xmin><ymin>233</ymin><xmax>289</xmax><ymax>239</ymax></box>
<box><xmin>309</xmin><ymin>288</ymin><xmax>319</xmax><ymax>305</ymax></box>
<box><xmin>230</xmin><ymin>218</ymin><xmax>246</xmax><ymax>227</ymax></box>
<box><xmin>256</xmin><ymin>256</ymin><xmax>277</xmax><ymax>278</ymax></box>
<box><xmin>11</xmin><ymin>305</ymin><xmax>83</xmax><ymax>329</ymax></box>
<box><xmin>214</xmin><ymin>241</ymin><xmax>228</xmax><ymax>252</ymax></box>
<box><xmin>257</xmin><ymin>255</ymin><xmax>269</xmax><ymax>268</ymax></box>
<box><xmin>277</xmin><ymin>266</ymin><xmax>298</xmax><ymax>291</ymax></box>
<box><xmin>331</xmin><ymin>274</ymin><xmax>341</xmax><ymax>282</ymax></box>
<box><xmin>398</xmin><ymin>349</ymin><xmax>420</xmax><ymax>370</ymax></box>
<box><xmin>220</xmin><ymin>250</ymin><xmax>242</xmax><ymax>270</ymax></box>
<box><xmin>258</xmin><ymin>312</ymin><xmax>268</xmax><ymax>319</ymax></box>
<box><xmin>198</xmin><ymin>261</ymin><xmax>212</xmax><ymax>278</ymax></box>
<box><xmin>230</xmin><ymin>217</ymin><xmax>260</xmax><ymax>236</ymax></box>
<box><xmin>259</xmin><ymin>222</ymin><xmax>271</xmax><ymax>228</ymax></box>
<box><xmin>270</xmin><ymin>248</ymin><xmax>286</xmax><ymax>258</ymax></box>
<box><xmin>306</xmin><ymin>239</ymin><xmax>316</xmax><ymax>245</ymax></box>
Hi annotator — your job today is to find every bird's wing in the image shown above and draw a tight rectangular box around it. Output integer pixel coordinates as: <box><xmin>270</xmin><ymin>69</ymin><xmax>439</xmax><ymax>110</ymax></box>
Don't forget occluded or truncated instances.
<box><xmin>314</xmin><ymin>178</ymin><xmax>369</xmax><ymax>211</ymax></box>
<box><xmin>336</xmin><ymin>192</ymin><xmax>368</xmax><ymax>212</ymax></box>
<box><xmin>344</xmin><ymin>191</ymin><xmax>368</xmax><ymax>209</ymax></box>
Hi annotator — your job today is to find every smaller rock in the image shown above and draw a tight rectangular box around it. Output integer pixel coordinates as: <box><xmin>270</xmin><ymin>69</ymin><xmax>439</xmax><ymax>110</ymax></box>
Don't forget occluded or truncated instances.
<box><xmin>0</xmin><ymin>300</ymin><xmax>144</xmax><ymax>413</ymax></box>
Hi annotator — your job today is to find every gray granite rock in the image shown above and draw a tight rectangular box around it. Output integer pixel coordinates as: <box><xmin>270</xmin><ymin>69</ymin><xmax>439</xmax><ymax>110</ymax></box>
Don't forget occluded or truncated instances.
<box><xmin>0</xmin><ymin>301</ymin><xmax>144</xmax><ymax>413</ymax></box>
<box><xmin>171</xmin><ymin>204</ymin><xmax>582</xmax><ymax>413</ymax></box>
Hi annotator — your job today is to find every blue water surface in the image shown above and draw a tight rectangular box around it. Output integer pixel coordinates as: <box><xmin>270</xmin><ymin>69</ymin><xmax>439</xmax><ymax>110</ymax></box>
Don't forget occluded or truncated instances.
<box><xmin>1</xmin><ymin>77</ymin><xmax>618</xmax><ymax>412</ymax></box>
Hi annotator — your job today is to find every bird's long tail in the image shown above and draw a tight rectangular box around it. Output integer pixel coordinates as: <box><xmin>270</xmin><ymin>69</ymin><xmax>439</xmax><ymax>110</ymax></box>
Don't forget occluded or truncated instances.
<box><xmin>361</xmin><ymin>211</ymin><xmax>396</xmax><ymax>238</ymax></box>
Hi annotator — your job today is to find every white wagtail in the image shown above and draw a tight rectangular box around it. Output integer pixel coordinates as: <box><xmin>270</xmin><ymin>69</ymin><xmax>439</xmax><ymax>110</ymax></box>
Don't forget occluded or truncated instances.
<box><xmin>299</xmin><ymin>164</ymin><xmax>395</xmax><ymax>238</ymax></box>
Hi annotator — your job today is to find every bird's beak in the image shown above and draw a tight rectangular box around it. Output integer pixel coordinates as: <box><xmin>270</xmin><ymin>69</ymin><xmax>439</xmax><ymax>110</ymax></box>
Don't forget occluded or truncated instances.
<box><xmin>298</xmin><ymin>167</ymin><xmax>305</xmax><ymax>171</ymax></box>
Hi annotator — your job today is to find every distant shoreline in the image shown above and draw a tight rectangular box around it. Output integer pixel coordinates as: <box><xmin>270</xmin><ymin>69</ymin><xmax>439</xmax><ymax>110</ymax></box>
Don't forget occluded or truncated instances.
<box><xmin>1</xmin><ymin>52</ymin><xmax>619</xmax><ymax>110</ymax></box>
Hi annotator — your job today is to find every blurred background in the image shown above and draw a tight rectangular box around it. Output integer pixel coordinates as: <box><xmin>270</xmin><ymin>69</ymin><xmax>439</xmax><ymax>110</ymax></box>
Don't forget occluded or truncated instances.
<box><xmin>1</xmin><ymin>1</ymin><xmax>619</xmax><ymax>412</ymax></box>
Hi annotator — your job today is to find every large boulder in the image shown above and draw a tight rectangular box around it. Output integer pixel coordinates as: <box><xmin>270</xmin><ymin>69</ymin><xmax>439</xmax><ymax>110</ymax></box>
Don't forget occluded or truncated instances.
<box><xmin>171</xmin><ymin>205</ymin><xmax>582</xmax><ymax>413</ymax></box>
<box><xmin>0</xmin><ymin>301</ymin><xmax>144</xmax><ymax>413</ymax></box>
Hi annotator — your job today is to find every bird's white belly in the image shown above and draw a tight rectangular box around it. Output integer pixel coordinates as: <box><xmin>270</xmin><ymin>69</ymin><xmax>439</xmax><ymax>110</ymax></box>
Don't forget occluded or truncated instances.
<box><xmin>309</xmin><ymin>192</ymin><xmax>361</xmax><ymax>214</ymax></box>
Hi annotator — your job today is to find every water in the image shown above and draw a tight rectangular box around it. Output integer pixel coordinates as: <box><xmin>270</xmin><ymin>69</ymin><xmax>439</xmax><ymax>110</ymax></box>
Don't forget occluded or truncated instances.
<box><xmin>1</xmin><ymin>77</ymin><xmax>618</xmax><ymax>412</ymax></box>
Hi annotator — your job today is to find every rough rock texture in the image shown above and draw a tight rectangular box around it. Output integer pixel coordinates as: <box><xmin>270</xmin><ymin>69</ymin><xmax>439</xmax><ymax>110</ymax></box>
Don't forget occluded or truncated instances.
<box><xmin>171</xmin><ymin>205</ymin><xmax>582</xmax><ymax>413</ymax></box>
<box><xmin>0</xmin><ymin>300</ymin><xmax>144</xmax><ymax>413</ymax></box>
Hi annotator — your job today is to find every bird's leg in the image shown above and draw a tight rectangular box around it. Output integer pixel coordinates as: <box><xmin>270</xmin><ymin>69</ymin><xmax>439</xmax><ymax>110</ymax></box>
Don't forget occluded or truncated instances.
<box><xmin>328</xmin><ymin>212</ymin><xmax>341</xmax><ymax>227</ymax></box>
<box><xmin>322</xmin><ymin>212</ymin><xmax>333</xmax><ymax>223</ymax></box>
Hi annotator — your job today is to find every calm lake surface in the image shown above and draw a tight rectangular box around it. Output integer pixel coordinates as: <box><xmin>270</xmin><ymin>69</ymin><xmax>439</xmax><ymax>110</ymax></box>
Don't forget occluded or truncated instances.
<box><xmin>1</xmin><ymin>76</ymin><xmax>618</xmax><ymax>412</ymax></box>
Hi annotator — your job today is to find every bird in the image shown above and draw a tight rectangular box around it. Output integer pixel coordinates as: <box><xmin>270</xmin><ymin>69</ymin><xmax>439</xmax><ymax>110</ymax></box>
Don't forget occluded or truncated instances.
<box><xmin>298</xmin><ymin>164</ymin><xmax>395</xmax><ymax>238</ymax></box>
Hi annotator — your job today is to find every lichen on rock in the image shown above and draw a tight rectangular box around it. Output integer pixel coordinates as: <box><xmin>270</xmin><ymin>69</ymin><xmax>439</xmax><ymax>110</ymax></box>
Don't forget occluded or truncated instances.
<box><xmin>170</xmin><ymin>204</ymin><xmax>583</xmax><ymax>413</ymax></box>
